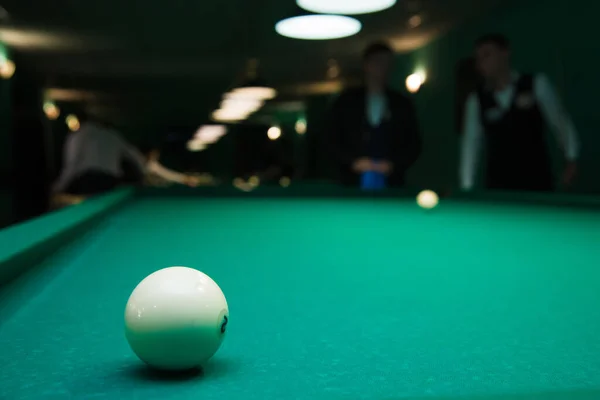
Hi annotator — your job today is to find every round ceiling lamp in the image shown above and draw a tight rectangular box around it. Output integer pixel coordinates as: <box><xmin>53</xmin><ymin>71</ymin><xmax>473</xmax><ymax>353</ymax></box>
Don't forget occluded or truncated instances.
<box><xmin>297</xmin><ymin>0</ymin><xmax>396</xmax><ymax>15</ymax></box>
<box><xmin>275</xmin><ymin>14</ymin><xmax>361</xmax><ymax>40</ymax></box>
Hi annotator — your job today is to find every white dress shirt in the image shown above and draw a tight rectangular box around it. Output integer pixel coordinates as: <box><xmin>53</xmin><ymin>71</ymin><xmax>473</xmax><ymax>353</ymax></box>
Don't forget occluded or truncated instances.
<box><xmin>459</xmin><ymin>73</ymin><xmax>580</xmax><ymax>190</ymax></box>
<box><xmin>366</xmin><ymin>92</ymin><xmax>387</xmax><ymax>127</ymax></box>
<box><xmin>53</xmin><ymin>122</ymin><xmax>187</xmax><ymax>193</ymax></box>
<box><xmin>53</xmin><ymin>122</ymin><xmax>146</xmax><ymax>193</ymax></box>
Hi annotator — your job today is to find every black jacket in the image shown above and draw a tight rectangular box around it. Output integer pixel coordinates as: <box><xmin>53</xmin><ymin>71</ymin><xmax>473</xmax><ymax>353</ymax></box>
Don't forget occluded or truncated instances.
<box><xmin>328</xmin><ymin>87</ymin><xmax>422</xmax><ymax>187</ymax></box>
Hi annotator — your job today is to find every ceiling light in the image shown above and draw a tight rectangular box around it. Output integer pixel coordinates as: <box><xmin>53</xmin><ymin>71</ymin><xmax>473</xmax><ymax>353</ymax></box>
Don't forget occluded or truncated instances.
<box><xmin>228</xmin><ymin>86</ymin><xmax>276</xmax><ymax>101</ymax></box>
<box><xmin>297</xmin><ymin>0</ymin><xmax>396</xmax><ymax>15</ymax></box>
<box><xmin>187</xmin><ymin>140</ymin><xmax>207</xmax><ymax>152</ymax></box>
<box><xmin>194</xmin><ymin>125</ymin><xmax>227</xmax><ymax>144</ymax></box>
<box><xmin>276</xmin><ymin>15</ymin><xmax>361</xmax><ymax>40</ymax></box>
<box><xmin>212</xmin><ymin>109</ymin><xmax>249</xmax><ymax>122</ymax></box>
<box><xmin>229</xmin><ymin>59</ymin><xmax>277</xmax><ymax>101</ymax></box>
<box><xmin>220</xmin><ymin>98</ymin><xmax>264</xmax><ymax>113</ymax></box>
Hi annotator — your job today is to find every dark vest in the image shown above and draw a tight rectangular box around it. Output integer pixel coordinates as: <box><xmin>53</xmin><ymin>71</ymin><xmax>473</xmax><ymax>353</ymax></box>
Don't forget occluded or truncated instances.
<box><xmin>477</xmin><ymin>74</ymin><xmax>553</xmax><ymax>191</ymax></box>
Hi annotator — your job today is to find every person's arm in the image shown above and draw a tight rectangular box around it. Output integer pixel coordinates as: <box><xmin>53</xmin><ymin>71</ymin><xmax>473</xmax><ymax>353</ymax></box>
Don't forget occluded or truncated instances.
<box><xmin>459</xmin><ymin>93</ymin><xmax>484</xmax><ymax>191</ymax></box>
<box><xmin>52</xmin><ymin>133</ymin><xmax>81</xmax><ymax>193</ymax></box>
<box><xmin>534</xmin><ymin>74</ymin><xmax>580</xmax><ymax>184</ymax></box>
<box><xmin>146</xmin><ymin>159</ymin><xmax>190</xmax><ymax>185</ymax></box>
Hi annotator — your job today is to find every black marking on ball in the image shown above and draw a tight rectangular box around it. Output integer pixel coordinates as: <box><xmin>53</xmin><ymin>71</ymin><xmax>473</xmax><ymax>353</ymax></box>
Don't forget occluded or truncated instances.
<box><xmin>220</xmin><ymin>316</ymin><xmax>228</xmax><ymax>334</ymax></box>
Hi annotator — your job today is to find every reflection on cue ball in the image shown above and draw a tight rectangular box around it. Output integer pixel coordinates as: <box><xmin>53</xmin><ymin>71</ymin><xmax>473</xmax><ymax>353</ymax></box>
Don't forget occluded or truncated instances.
<box><xmin>124</xmin><ymin>267</ymin><xmax>229</xmax><ymax>371</ymax></box>
<box><xmin>417</xmin><ymin>190</ymin><xmax>439</xmax><ymax>209</ymax></box>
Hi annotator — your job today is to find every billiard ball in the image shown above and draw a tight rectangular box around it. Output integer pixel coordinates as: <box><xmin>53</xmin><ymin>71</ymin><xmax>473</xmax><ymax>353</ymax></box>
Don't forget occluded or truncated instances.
<box><xmin>124</xmin><ymin>266</ymin><xmax>229</xmax><ymax>371</ymax></box>
<box><xmin>417</xmin><ymin>190</ymin><xmax>439</xmax><ymax>209</ymax></box>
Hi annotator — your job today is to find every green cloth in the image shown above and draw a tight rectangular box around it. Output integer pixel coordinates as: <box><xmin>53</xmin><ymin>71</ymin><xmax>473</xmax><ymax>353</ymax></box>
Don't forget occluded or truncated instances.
<box><xmin>1</xmin><ymin>194</ymin><xmax>599</xmax><ymax>399</ymax></box>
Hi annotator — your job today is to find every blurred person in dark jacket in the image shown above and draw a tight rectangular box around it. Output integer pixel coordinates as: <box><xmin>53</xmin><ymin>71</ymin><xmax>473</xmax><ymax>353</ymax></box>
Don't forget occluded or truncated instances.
<box><xmin>328</xmin><ymin>42</ymin><xmax>422</xmax><ymax>189</ymax></box>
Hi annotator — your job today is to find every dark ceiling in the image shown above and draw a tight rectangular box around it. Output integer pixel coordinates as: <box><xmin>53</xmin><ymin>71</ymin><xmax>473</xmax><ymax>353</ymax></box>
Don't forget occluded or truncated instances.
<box><xmin>0</xmin><ymin>0</ymin><xmax>502</xmax><ymax>126</ymax></box>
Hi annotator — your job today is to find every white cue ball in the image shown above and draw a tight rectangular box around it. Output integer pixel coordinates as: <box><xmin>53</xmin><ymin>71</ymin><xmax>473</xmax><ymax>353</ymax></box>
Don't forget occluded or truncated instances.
<box><xmin>124</xmin><ymin>266</ymin><xmax>229</xmax><ymax>371</ymax></box>
<box><xmin>417</xmin><ymin>190</ymin><xmax>439</xmax><ymax>209</ymax></box>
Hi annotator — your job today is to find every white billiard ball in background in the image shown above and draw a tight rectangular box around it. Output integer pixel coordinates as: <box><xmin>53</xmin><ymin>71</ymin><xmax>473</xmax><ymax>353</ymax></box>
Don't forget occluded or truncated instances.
<box><xmin>417</xmin><ymin>190</ymin><xmax>439</xmax><ymax>210</ymax></box>
<box><xmin>124</xmin><ymin>266</ymin><xmax>229</xmax><ymax>371</ymax></box>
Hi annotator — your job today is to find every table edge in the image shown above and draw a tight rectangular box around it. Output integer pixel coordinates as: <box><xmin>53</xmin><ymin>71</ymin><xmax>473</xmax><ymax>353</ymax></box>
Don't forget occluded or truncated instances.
<box><xmin>0</xmin><ymin>188</ymin><xmax>134</xmax><ymax>290</ymax></box>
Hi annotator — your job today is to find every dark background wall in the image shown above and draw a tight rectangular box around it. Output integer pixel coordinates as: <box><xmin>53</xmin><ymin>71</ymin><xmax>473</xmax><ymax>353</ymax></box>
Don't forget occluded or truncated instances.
<box><xmin>2</xmin><ymin>0</ymin><xmax>600</xmax><ymax>229</ymax></box>
<box><xmin>402</xmin><ymin>0</ymin><xmax>600</xmax><ymax>193</ymax></box>
<box><xmin>0</xmin><ymin>44</ymin><xmax>12</xmax><ymax>228</ymax></box>
<box><xmin>11</xmin><ymin>52</ymin><xmax>50</xmax><ymax>222</ymax></box>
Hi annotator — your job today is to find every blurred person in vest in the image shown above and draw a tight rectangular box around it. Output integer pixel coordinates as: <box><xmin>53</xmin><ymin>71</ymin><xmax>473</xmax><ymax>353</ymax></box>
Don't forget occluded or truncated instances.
<box><xmin>460</xmin><ymin>34</ymin><xmax>579</xmax><ymax>192</ymax></box>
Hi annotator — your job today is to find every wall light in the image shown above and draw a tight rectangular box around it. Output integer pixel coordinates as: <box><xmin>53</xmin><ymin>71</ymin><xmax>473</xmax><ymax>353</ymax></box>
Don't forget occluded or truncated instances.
<box><xmin>66</xmin><ymin>114</ymin><xmax>80</xmax><ymax>131</ymax></box>
<box><xmin>43</xmin><ymin>101</ymin><xmax>61</xmax><ymax>120</ymax></box>
<box><xmin>268</xmin><ymin>125</ymin><xmax>282</xmax><ymax>140</ymax></box>
<box><xmin>194</xmin><ymin>125</ymin><xmax>227</xmax><ymax>144</ymax></box>
<box><xmin>406</xmin><ymin>72</ymin><xmax>426</xmax><ymax>93</ymax></box>
<box><xmin>295</xmin><ymin>118</ymin><xmax>307</xmax><ymax>135</ymax></box>
<box><xmin>0</xmin><ymin>58</ymin><xmax>15</xmax><ymax>79</ymax></box>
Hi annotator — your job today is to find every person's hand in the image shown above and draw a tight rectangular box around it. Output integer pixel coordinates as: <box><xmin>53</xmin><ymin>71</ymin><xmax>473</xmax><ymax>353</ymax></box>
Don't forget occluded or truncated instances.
<box><xmin>51</xmin><ymin>194</ymin><xmax>85</xmax><ymax>208</ymax></box>
<box><xmin>184</xmin><ymin>176</ymin><xmax>200</xmax><ymax>187</ymax></box>
<box><xmin>373</xmin><ymin>161</ymin><xmax>393</xmax><ymax>175</ymax></box>
<box><xmin>352</xmin><ymin>158</ymin><xmax>374</xmax><ymax>173</ymax></box>
<box><xmin>71</xmin><ymin>195</ymin><xmax>86</xmax><ymax>204</ymax></box>
<box><xmin>562</xmin><ymin>161</ymin><xmax>577</xmax><ymax>187</ymax></box>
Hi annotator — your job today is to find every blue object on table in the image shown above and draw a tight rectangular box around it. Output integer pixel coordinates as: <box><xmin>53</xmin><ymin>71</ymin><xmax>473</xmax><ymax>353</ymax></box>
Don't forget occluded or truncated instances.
<box><xmin>361</xmin><ymin>171</ymin><xmax>386</xmax><ymax>190</ymax></box>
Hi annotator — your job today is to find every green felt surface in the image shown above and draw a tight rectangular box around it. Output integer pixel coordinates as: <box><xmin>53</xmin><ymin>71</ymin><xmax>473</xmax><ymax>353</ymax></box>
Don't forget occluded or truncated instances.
<box><xmin>1</xmin><ymin>195</ymin><xmax>600</xmax><ymax>399</ymax></box>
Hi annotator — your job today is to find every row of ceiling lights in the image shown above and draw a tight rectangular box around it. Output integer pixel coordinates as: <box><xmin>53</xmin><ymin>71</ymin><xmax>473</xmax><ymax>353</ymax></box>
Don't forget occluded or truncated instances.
<box><xmin>39</xmin><ymin>1</ymin><xmax>419</xmax><ymax>150</ymax></box>
<box><xmin>200</xmin><ymin>2</ymin><xmax>401</xmax><ymax>144</ymax></box>
<box><xmin>187</xmin><ymin>118</ymin><xmax>306</xmax><ymax>153</ymax></box>
<box><xmin>209</xmin><ymin>1</ymin><xmax>402</xmax><ymax>125</ymax></box>
<box><xmin>210</xmin><ymin>1</ymin><xmax>401</xmax><ymax>125</ymax></box>
<box><xmin>191</xmin><ymin>59</ymin><xmax>279</xmax><ymax>151</ymax></box>
<box><xmin>210</xmin><ymin>59</ymin><xmax>277</xmax><ymax>125</ymax></box>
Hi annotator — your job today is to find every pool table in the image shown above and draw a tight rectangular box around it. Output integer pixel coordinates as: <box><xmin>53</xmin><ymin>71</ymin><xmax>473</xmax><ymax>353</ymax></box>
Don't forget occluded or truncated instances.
<box><xmin>1</xmin><ymin>185</ymin><xmax>600</xmax><ymax>400</ymax></box>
